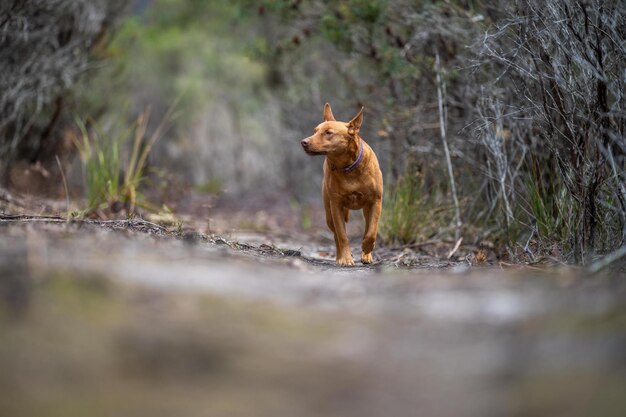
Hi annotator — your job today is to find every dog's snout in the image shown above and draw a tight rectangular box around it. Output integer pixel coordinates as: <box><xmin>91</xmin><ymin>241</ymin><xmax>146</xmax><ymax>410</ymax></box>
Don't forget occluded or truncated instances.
<box><xmin>300</xmin><ymin>139</ymin><xmax>309</xmax><ymax>148</ymax></box>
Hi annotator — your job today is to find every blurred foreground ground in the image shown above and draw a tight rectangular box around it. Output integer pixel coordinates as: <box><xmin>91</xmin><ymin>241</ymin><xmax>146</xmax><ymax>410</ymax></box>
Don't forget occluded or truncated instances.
<box><xmin>1</xmin><ymin>218</ymin><xmax>625</xmax><ymax>417</ymax></box>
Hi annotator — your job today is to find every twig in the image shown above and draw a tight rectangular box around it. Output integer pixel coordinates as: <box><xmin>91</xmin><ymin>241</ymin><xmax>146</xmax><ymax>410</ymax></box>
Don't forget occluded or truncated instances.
<box><xmin>498</xmin><ymin>261</ymin><xmax>546</xmax><ymax>271</ymax></box>
<box><xmin>523</xmin><ymin>221</ymin><xmax>537</xmax><ymax>262</ymax></box>
<box><xmin>0</xmin><ymin>214</ymin><xmax>168</xmax><ymax>232</ymax></box>
<box><xmin>587</xmin><ymin>246</ymin><xmax>626</xmax><ymax>274</ymax></box>
<box><xmin>447</xmin><ymin>236</ymin><xmax>463</xmax><ymax>259</ymax></box>
<box><xmin>435</xmin><ymin>51</ymin><xmax>462</xmax><ymax>240</ymax></box>
<box><xmin>0</xmin><ymin>214</ymin><xmax>66</xmax><ymax>222</ymax></box>
<box><xmin>55</xmin><ymin>155</ymin><xmax>70</xmax><ymax>220</ymax></box>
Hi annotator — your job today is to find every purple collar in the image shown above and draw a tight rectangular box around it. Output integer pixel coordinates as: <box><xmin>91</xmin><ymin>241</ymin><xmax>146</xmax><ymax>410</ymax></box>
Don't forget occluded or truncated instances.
<box><xmin>342</xmin><ymin>141</ymin><xmax>364</xmax><ymax>173</ymax></box>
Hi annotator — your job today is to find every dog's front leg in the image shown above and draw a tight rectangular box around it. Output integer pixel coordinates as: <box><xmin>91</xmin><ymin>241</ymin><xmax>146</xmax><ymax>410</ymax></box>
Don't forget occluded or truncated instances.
<box><xmin>361</xmin><ymin>198</ymin><xmax>382</xmax><ymax>264</ymax></box>
<box><xmin>330</xmin><ymin>203</ymin><xmax>354</xmax><ymax>266</ymax></box>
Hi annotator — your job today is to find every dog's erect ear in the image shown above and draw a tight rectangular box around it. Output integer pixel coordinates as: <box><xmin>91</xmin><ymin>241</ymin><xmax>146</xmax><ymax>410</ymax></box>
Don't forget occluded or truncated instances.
<box><xmin>347</xmin><ymin>107</ymin><xmax>364</xmax><ymax>135</ymax></box>
<box><xmin>323</xmin><ymin>102</ymin><xmax>336</xmax><ymax>122</ymax></box>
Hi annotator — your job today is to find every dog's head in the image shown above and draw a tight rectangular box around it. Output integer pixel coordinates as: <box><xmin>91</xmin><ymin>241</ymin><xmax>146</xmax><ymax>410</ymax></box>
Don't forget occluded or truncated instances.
<box><xmin>301</xmin><ymin>103</ymin><xmax>363</xmax><ymax>156</ymax></box>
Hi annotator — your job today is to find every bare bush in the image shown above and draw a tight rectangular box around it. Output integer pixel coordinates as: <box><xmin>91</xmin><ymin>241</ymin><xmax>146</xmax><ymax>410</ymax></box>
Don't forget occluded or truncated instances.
<box><xmin>477</xmin><ymin>0</ymin><xmax>626</xmax><ymax>260</ymax></box>
<box><xmin>0</xmin><ymin>0</ymin><xmax>126</xmax><ymax>172</ymax></box>
<box><xmin>473</xmin><ymin>97</ymin><xmax>528</xmax><ymax>239</ymax></box>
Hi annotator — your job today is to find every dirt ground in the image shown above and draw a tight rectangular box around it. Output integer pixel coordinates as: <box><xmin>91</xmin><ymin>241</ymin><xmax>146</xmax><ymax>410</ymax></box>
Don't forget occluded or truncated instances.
<box><xmin>1</xmin><ymin>190</ymin><xmax>626</xmax><ymax>417</ymax></box>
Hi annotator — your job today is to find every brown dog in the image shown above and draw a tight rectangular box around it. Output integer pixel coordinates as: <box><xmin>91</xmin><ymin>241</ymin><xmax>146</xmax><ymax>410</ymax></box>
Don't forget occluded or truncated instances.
<box><xmin>301</xmin><ymin>103</ymin><xmax>383</xmax><ymax>266</ymax></box>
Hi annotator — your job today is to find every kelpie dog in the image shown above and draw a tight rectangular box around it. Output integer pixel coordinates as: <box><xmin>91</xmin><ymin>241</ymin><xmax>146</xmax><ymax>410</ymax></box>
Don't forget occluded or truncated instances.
<box><xmin>301</xmin><ymin>103</ymin><xmax>383</xmax><ymax>266</ymax></box>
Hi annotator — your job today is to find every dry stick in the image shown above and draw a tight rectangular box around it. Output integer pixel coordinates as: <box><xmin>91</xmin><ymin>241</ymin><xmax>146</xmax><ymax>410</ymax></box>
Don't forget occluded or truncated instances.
<box><xmin>523</xmin><ymin>221</ymin><xmax>537</xmax><ymax>262</ymax></box>
<box><xmin>0</xmin><ymin>215</ymin><xmax>66</xmax><ymax>222</ymax></box>
<box><xmin>447</xmin><ymin>236</ymin><xmax>463</xmax><ymax>259</ymax></box>
<box><xmin>435</xmin><ymin>52</ymin><xmax>462</xmax><ymax>240</ymax></box>
<box><xmin>0</xmin><ymin>214</ymin><xmax>168</xmax><ymax>232</ymax></box>
<box><xmin>588</xmin><ymin>245</ymin><xmax>626</xmax><ymax>275</ymax></box>
<box><xmin>55</xmin><ymin>155</ymin><xmax>70</xmax><ymax>220</ymax></box>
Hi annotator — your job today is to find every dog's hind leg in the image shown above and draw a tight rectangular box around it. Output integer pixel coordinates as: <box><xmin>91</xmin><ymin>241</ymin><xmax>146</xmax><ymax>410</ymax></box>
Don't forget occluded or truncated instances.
<box><xmin>361</xmin><ymin>198</ymin><xmax>382</xmax><ymax>264</ymax></box>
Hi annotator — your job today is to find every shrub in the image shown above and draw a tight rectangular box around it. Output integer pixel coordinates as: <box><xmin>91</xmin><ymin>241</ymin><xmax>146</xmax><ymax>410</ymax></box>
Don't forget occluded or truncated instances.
<box><xmin>74</xmin><ymin>108</ymin><xmax>173</xmax><ymax>212</ymax></box>
<box><xmin>0</xmin><ymin>0</ymin><xmax>126</xmax><ymax>171</ymax></box>
<box><xmin>380</xmin><ymin>171</ymin><xmax>453</xmax><ymax>245</ymax></box>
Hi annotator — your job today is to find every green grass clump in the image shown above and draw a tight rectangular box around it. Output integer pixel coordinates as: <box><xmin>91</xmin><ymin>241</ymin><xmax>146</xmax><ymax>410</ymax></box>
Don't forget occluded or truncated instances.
<box><xmin>74</xmin><ymin>108</ymin><xmax>173</xmax><ymax>212</ymax></box>
<box><xmin>524</xmin><ymin>174</ymin><xmax>576</xmax><ymax>252</ymax></box>
<box><xmin>380</xmin><ymin>172</ymin><xmax>452</xmax><ymax>245</ymax></box>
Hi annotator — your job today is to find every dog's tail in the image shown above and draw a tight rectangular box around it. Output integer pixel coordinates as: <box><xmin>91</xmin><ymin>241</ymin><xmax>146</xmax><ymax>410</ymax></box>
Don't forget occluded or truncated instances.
<box><xmin>344</xmin><ymin>209</ymin><xmax>349</xmax><ymax>223</ymax></box>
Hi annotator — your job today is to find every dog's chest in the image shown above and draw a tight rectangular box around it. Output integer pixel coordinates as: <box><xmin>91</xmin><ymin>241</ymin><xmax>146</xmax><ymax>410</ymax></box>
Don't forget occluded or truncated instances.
<box><xmin>342</xmin><ymin>191</ymin><xmax>366</xmax><ymax>209</ymax></box>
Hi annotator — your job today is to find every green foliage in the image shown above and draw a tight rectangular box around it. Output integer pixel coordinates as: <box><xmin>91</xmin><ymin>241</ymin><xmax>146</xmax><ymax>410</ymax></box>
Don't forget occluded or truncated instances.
<box><xmin>524</xmin><ymin>173</ymin><xmax>576</xmax><ymax>252</ymax></box>
<box><xmin>380</xmin><ymin>171</ymin><xmax>452</xmax><ymax>244</ymax></box>
<box><xmin>74</xmin><ymin>118</ymin><xmax>126</xmax><ymax>209</ymax></box>
<box><xmin>69</xmin><ymin>0</ymin><xmax>280</xmax><ymax>194</ymax></box>
<box><xmin>318</xmin><ymin>0</ymin><xmax>385</xmax><ymax>50</ymax></box>
<box><xmin>320</xmin><ymin>14</ymin><xmax>353</xmax><ymax>51</ymax></box>
<box><xmin>349</xmin><ymin>0</ymin><xmax>385</xmax><ymax>24</ymax></box>
<box><xmin>74</xmin><ymin>108</ymin><xmax>172</xmax><ymax>211</ymax></box>
<box><xmin>194</xmin><ymin>179</ymin><xmax>223</xmax><ymax>195</ymax></box>
<box><xmin>77</xmin><ymin>1</ymin><xmax>268</xmax><ymax>124</ymax></box>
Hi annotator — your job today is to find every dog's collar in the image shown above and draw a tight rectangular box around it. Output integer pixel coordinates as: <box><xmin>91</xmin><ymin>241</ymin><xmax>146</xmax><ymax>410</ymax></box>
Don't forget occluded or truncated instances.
<box><xmin>342</xmin><ymin>141</ymin><xmax>364</xmax><ymax>173</ymax></box>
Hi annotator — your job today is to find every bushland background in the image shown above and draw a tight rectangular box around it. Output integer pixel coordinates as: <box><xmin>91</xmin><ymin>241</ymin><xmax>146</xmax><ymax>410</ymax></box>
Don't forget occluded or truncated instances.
<box><xmin>1</xmin><ymin>0</ymin><xmax>625</xmax><ymax>262</ymax></box>
<box><xmin>2</xmin><ymin>2</ymin><xmax>626</xmax><ymax>417</ymax></box>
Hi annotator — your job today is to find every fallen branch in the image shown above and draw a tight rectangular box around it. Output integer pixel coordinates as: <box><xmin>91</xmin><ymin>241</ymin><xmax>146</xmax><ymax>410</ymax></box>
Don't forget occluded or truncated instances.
<box><xmin>498</xmin><ymin>261</ymin><xmax>547</xmax><ymax>272</ymax></box>
<box><xmin>447</xmin><ymin>236</ymin><xmax>463</xmax><ymax>259</ymax></box>
<box><xmin>587</xmin><ymin>246</ymin><xmax>626</xmax><ymax>274</ymax></box>
<box><xmin>0</xmin><ymin>214</ymin><xmax>168</xmax><ymax>232</ymax></box>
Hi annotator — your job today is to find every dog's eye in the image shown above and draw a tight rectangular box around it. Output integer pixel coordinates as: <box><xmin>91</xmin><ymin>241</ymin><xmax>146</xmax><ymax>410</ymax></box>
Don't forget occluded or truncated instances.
<box><xmin>325</xmin><ymin>130</ymin><xmax>333</xmax><ymax>136</ymax></box>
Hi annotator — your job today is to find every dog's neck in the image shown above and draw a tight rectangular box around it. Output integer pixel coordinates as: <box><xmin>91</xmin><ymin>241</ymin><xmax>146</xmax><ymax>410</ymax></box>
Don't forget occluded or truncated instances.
<box><xmin>341</xmin><ymin>139</ymin><xmax>364</xmax><ymax>173</ymax></box>
<box><xmin>328</xmin><ymin>136</ymin><xmax>364</xmax><ymax>173</ymax></box>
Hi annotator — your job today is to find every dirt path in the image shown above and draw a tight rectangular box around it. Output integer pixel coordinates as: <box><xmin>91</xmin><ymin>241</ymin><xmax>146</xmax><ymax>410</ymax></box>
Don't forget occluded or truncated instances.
<box><xmin>1</xmin><ymin>220</ymin><xmax>626</xmax><ymax>417</ymax></box>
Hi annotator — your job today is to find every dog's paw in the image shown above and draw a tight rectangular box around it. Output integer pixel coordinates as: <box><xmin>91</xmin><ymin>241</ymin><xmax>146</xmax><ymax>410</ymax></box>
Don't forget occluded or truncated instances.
<box><xmin>361</xmin><ymin>252</ymin><xmax>373</xmax><ymax>264</ymax></box>
<box><xmin>336</xmin><ymin>256</ymin><xmax>355</xmax><ymax>267</ymax></box>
